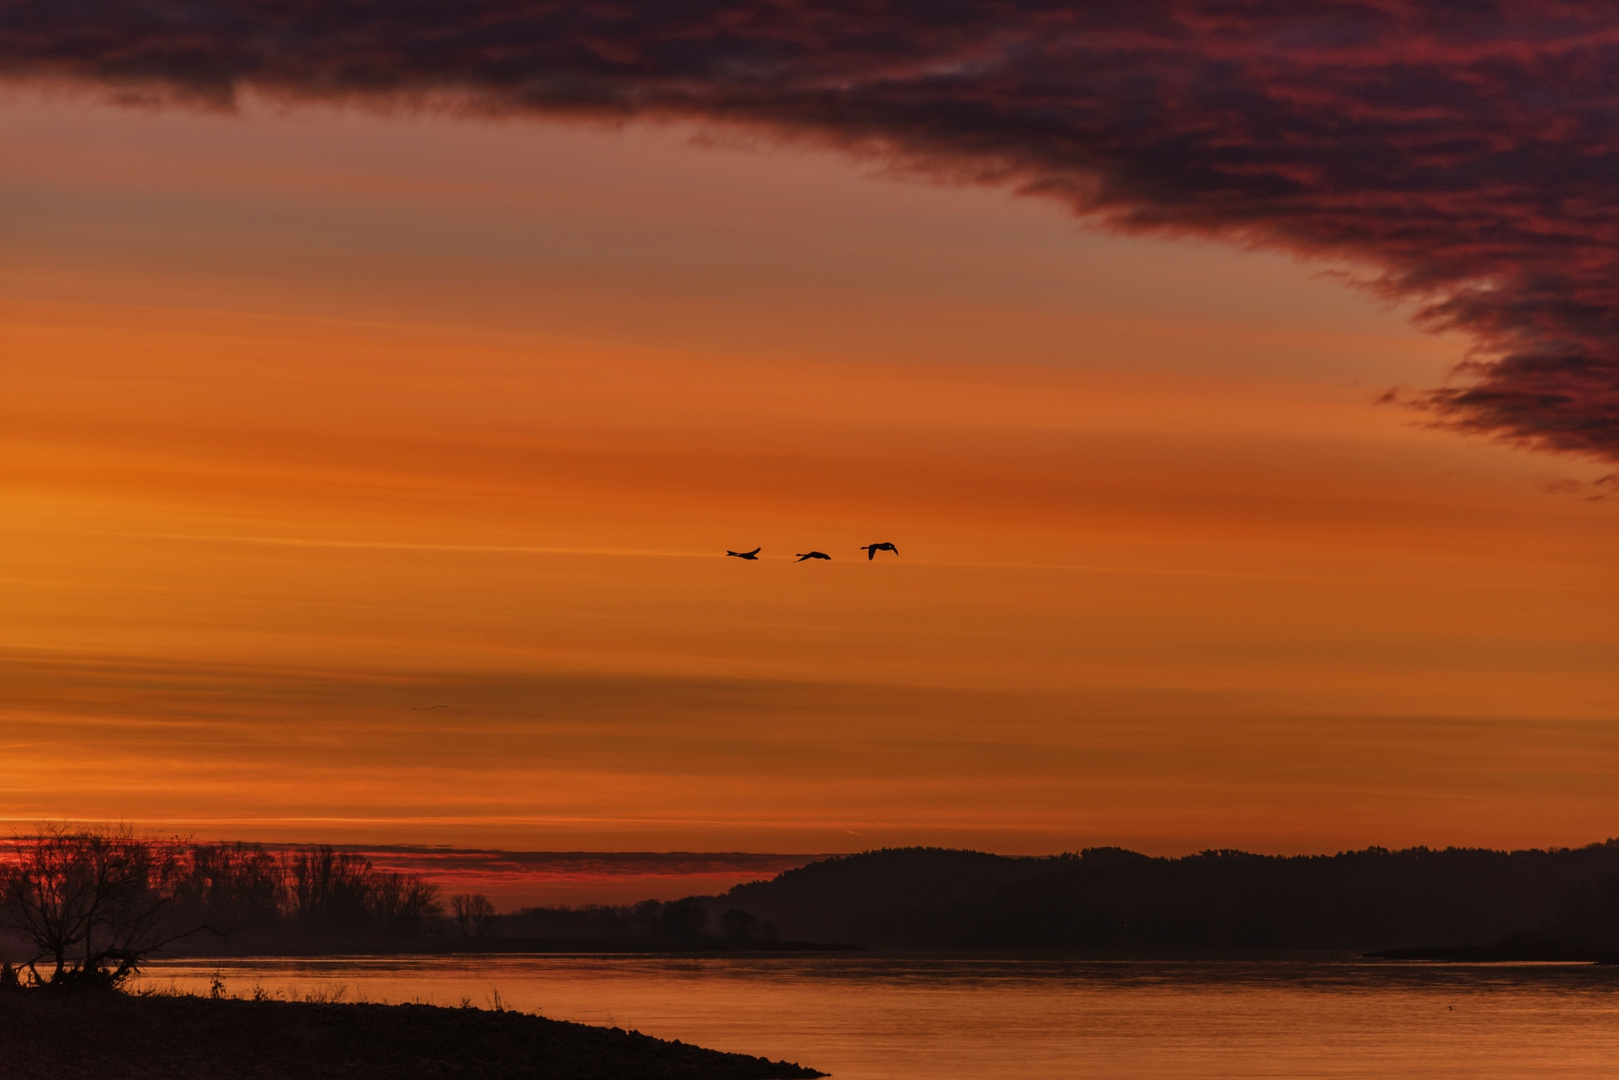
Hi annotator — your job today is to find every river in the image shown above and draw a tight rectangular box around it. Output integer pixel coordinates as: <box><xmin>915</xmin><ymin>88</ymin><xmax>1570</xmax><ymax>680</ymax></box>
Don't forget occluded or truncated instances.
<box><xmin>135</xmin><ymin>956</ymin><xmax>1619</xmax><ymax>1078</ymax></box>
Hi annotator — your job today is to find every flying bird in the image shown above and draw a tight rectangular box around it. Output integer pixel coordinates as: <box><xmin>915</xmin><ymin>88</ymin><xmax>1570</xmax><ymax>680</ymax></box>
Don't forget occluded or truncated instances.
<box><xmin>726</xmin><ymin>547</ymin><xmax>761</xmax><ymax>560</ymax></box>
<box><xmin>859</xmin><ymin>542</ymin><xmax>899</xmax><ymax>560</ymax></box>
<box><xmin>795</xmin><ymin>551</ymin><xmax>831</xmax><ymax>562</ymax></box>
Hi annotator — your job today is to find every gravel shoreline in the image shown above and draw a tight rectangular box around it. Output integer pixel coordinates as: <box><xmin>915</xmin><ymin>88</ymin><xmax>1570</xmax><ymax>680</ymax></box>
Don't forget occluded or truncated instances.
<box><xmin>0</xmin><ymin>991</ymin><xmax>826</xmax><ymax>1079</ymax></box>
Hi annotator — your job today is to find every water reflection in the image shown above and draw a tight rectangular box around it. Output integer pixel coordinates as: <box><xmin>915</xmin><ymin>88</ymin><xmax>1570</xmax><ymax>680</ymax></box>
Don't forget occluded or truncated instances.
<box><xmin>137</xmin><ymin>957</ymin><xmax>1619</xmax><ymax>1079</ymax></box>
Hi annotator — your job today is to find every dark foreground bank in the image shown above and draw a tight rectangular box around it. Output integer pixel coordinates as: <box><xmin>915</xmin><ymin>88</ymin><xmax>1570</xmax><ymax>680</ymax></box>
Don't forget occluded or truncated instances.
<box><xmin>0</xmin><ymin>991</ymin><xmax>825</xmax><ymax>1080</ymax></box>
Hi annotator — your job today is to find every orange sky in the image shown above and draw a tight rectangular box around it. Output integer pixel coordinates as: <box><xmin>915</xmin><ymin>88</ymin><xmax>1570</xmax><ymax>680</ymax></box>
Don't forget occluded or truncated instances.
<box><xmin>4</xmin><ymin>91</ymin><xmax>1618</xmax><ymax>857</ymax></box>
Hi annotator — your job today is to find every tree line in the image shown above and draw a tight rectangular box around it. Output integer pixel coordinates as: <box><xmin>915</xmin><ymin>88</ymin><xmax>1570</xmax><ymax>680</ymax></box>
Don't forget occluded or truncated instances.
<box><xmin>0</xmin><ymin>826</ymin><xmax>450</xmax><ymax>989</ymax></box>
<box><xmin>0</xmin><ymin>827</ymin><xmax>787</xmax><ymax>990</ymax></box>
<box><xmin>858</xmin><ymin>844</ymin><xmax>1619</xmax><ymax>955</ymax></box>
<box><xmin>714</xmin><ymin>843</ymin><xmax>1619</xmax><ymax>957</ymax></box>
<box><xmin>489</xmin><ymin>897</ymin><xmax>778</xmax><ymax>945</ymax></box>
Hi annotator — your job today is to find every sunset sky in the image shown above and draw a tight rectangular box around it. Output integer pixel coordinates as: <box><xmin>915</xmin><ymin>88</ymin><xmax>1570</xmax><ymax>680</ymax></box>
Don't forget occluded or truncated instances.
<box><xmin>4</xmin><ymin>3</ymin><xmax>1618</xmax><ymax>878</ymax></box>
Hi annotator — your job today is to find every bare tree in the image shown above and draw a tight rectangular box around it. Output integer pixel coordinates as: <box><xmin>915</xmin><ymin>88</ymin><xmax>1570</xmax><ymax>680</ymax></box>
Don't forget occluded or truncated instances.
<box><xmin>370</xmin><ymin>872</ymin><xmax>443</xmax><ymax>937</ymax></box>
<box><xmin>284</xmin><ymin>847</ymin><xmax>443</xmax><ymax>940</ymax></box>
<box><xmin>0</xmin><ymin>825</ymin><xmax>201</xmax><ymax>988</ymax></box>
<box><xmin>284</xmin><ymin>846</ymin><xmax>374</xmax><ymax>937</ymax></box>
<box><xmin>451</xmin><ymin>893</ymin><xmax>496</xmax><ymax>938</ymax></box>
<box><xmin>169</xmin><ymin>842</ymin><xmax>285</xmax><ymax>940</ymax></box>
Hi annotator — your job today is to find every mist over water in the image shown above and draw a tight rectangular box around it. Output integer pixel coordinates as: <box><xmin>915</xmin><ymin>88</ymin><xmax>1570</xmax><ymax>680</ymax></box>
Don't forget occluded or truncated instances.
<box><xmin>139</xmin><ymin>956</ymin><xmax>1619</xmax><ymax>1079</ymax></box>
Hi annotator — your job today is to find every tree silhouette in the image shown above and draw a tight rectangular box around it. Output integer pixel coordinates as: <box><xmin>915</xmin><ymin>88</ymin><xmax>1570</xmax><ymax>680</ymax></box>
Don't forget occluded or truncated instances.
<box><xmin>370</xmin><ymin>871</ymin><xmax>442</xmax><ymax>937</ymax></box>
<box><xmin>284</xmin><ymin>846</ymin><xmax>442</xmax><ymax>939</ymax></box>
<box><xmin>285</xmin><ymin>846</ymin><xmax>376</xmax><ymax>937</ymax></box>
<box><xmin>721</xmin><ymin>908</ymin><xmax>759</xmax><ymax>942</ymax></box>
<box><xmin>0</xmin><ymin>825</ymin><xmax>200</xmax><ymax>988</ymax></box>
<box><xmin>656</xmin><ymin>897</ymin><xmax>709</xmax><ymax>941</ymax></box>
<box><xmin>168</xmin><ymin>842</ymin><xmax>284</xmax><ymax>939</ymax></box>
<box><xmin>451</xmin><ymin>893</ymin><xmax>496</xmax><ymax>938</ymax></box>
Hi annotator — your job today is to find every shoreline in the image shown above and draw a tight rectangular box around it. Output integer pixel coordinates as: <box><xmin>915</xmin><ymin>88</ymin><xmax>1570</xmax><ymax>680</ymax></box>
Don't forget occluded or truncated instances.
<box><xmin>155</xmin><ymin>938</ymin><xmax>865</xmax><ymax>960</ymax></box>
<box><xmin>146</xmin><ymin>943</ymin><xmax>1615</xmax><ymax>965</ymax></box>
<box><xmin>0</xmin><ymin>990</ymin><xmax>825</xmax><ymax>1080</ymax></box>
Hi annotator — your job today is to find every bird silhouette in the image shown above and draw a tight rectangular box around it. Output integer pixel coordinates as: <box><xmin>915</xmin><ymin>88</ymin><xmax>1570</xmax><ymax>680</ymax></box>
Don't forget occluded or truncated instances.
<box><xmin>795</xmin><ymin>551</ymin><xmax>831</xmax><ymax>562</ymax></box>
<box><xmin>726</xmin><ymin>547</ymin><xmax>762</xmax><ymax>560</ymax></box>
<box><xmin>859</xmin><ymin>542</ymin><xmax>899</xmax><ymax>560</ymax></box>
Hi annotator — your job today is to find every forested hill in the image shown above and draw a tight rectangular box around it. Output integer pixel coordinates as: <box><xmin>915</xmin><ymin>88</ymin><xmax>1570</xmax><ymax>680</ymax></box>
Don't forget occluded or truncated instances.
<box><xmin>713</xmin><ymin>848</ymin><xmax>1063</xmax><ymax>944</ymax></box>
<box><xmin>707</xmin><ymin>843</ymin><xmax>1619</xmax><ymax>957</ymax></box>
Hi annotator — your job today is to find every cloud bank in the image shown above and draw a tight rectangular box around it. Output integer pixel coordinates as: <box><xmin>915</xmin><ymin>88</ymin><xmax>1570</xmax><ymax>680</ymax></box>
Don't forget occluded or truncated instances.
<box><xmin>5</xmin><ymin>0</ymin><xmax>1617</xmax><ymax>459</ymax></box>
<box><xmin>355</xmin><ymin>848</ymin><xmax>821</xmax><ymax>906</ymax></box>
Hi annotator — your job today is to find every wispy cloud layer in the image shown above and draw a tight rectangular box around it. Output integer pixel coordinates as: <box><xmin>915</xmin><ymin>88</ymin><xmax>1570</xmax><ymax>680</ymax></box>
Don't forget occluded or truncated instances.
<box><xmin>4</xmin><ymin>1</ymin><xmax>1617</xmax><ymax>459</ymax></box>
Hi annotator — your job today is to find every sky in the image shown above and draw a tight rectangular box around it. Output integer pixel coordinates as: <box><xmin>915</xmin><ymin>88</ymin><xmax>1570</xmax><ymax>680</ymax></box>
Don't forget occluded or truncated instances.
<box><xmin>4</xmin><ymin>2</ymin><xmax>1618</xmax><ymax>875</ymax></box>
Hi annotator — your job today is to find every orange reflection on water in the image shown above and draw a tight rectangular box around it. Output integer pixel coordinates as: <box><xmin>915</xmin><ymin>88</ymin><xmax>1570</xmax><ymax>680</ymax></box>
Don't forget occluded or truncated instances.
<box><xmin>137</xmin><ymin>957</ymin><xmax>1619</xmax><ymax>1080</ymax></box>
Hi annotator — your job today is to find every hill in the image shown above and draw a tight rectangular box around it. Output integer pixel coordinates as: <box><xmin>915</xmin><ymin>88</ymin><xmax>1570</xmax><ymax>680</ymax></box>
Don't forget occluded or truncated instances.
<box><xmin>705</xmin><ymin>843</ymin><xmax>1619</xmax><ymax>957</ymax></box>
<box><xmin>707</xmin><ymin>847</ymin><xmax>1067</xmax><ymax>944</ymax></box>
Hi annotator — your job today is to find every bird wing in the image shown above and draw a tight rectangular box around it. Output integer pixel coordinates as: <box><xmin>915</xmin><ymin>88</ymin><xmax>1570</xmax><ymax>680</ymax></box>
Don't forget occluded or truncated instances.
<box><xmin>747</xmin><ymin>547</ymin><xmax>761</xmax><ymax>556</ymax></box>
<box><xmin>889</xmin><ymin>544</ymin><xmax>899</xmax><ymax>555</ymax></box>
<box><xmin>867</xmin><ymin>546</ymin><xmax>876</xmax><ymax>560</ymax></box>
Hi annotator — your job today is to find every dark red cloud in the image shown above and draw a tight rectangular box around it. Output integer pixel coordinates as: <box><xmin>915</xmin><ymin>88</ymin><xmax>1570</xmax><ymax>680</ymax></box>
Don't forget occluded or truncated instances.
<box><xmin>5</xmin><ymin>1</ymin><xmax>1617</xmax><ymax>460</ymax></box>
<box><xmin>353</xmin><ymin>848</ymin><xmax>821</xmax><ymax>908</ymax></box>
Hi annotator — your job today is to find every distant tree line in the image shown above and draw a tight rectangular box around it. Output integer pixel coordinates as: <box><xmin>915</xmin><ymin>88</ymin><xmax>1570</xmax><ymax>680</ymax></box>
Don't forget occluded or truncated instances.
<box><xmin>0</xmin><ymin>827</ymin><xmax>799</xmax><ymax>988</ymax></box>
<box><xmin>486</xmin><ymin>897</ymin><xmax>778</xmax><ymax>946</ymax></box>
<box><xmin>874</xmin><ymin>844</ymin><xmax>1619</xmax><ymax>955</ymax></box>
<box><xmin>715</xmin><ymin>843</ymin><xmax>1619</xmax><ymax>957</ymax></box>
<box><xmin>0</xmin><ymin>827</ymin><xmax>447</xmax><ymax>988</ymax></box>
<box><xmin>34</xmin><ymin>832</ymin><xmax>1619</xmax><ymax>975</ymax></box>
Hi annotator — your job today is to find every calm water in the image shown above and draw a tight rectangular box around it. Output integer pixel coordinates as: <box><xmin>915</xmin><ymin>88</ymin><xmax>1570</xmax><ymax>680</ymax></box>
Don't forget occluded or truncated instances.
<box><xmin>136</xmin><ymin>956</ymin><xmax>1619</xmax><ymax>1078</ymax></box>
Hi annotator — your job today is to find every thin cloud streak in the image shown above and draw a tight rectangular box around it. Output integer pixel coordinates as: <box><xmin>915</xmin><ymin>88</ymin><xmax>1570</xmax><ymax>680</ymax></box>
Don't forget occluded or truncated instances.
<box><xmin>95</xmin><ymin>532</ymin><xmax>1619</xmax><ymax>594</ymax></box>
<box><xmin>3</xmin><ymin>2</ymin><xmax>1618</xmax><ymax>459</ymax></box>
<box><xmin>108</xmin><ymin>531</ymin><xmax>710</xmax><ymax>560</ymax></box>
